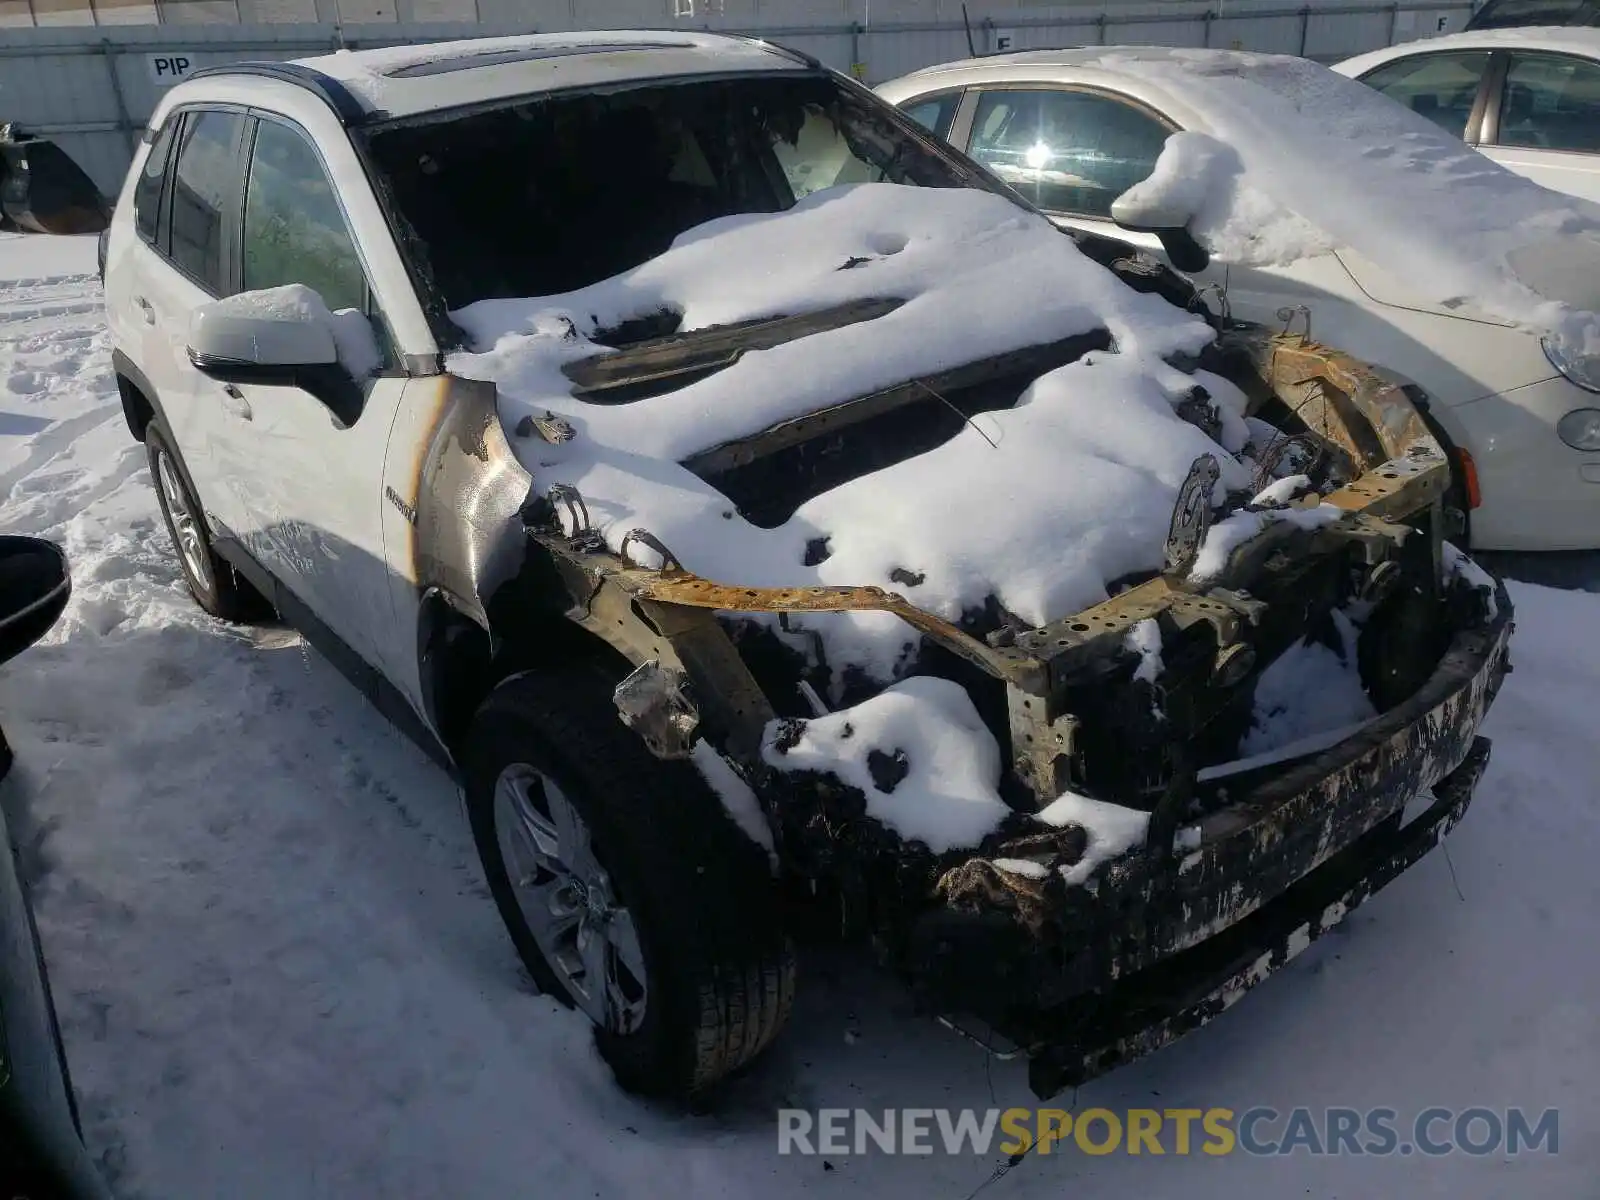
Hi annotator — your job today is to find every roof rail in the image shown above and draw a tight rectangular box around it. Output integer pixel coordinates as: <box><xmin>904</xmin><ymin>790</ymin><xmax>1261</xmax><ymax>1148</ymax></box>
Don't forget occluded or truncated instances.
<box><xmin>184</xmin><ymin>61</ymin><xmax>372</xmax><ymax>126</ymax></box>
<box><xmin>733</xmin><ymin>35</ymin><xmax>826</xmax><ymax>72</ymax></box>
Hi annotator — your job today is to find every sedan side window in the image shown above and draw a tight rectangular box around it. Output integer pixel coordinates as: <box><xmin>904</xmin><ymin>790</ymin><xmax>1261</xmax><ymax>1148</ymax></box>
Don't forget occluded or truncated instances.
<box><xmin>1496</xmin><ymin>52</ymin><xmax>1600</xmax><ymax>152</ymax></box>
<box><xmin>1358</xmin><ymin>51</ymin><xmax>1492</xmax><ymax>139</ymax></box>
<box><xmin>967</xmin><ymin>89</ymin><xmax>1172</xmax><ymax>219</ymax></box>
<box><xmin>901</xmin><ymin>94</ymin><xmax>959</xmax><ymax>140</ymax></box>
<box><xmin>168</xmin><ymin>109</ymin><xmax>246</xmax><ymax>293</ymax></box>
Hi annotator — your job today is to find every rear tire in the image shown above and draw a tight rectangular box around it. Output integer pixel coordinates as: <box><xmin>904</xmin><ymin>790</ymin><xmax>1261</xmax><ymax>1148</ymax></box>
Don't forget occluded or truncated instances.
<box><xmin>464</xmin><ymin>666</ymin><xmax>794</xmax><ymax>1101</ymax></box>
<box><xmin>145</xmin><ymin>422</ymin><xmax>269</xmax><ymax>623</ymax></box>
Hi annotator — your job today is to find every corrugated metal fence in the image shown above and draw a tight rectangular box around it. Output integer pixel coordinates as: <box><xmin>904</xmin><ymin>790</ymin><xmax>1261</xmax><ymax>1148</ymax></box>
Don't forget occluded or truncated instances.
<box><xmin>0</xmin><ymin>0</ymin><xmax>1474</xmax><ymax>193</ymax></box>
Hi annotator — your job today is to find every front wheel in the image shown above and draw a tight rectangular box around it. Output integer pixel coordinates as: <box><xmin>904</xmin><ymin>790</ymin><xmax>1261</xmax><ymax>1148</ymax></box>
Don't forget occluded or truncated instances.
<box><xmin>464</xmin><ymin>667</ymin><xmax>795</xmax><ymax>1100</ymax></box>
<box><xmin>145</xmin><ymin>422</ymin><xmax>268</xmax><ymax>623</ymax></box>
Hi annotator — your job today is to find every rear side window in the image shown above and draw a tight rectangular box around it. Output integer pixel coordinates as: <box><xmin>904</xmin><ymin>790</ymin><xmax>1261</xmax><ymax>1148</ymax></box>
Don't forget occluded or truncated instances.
<box><xmin>901</xmin><ymin>94</ymin><xmax>959</xmax><ymax>140</ymax></box>
<box><xmin>133</xmin><ymin>120</ymin><xmax>177</xmax><ymax>249</ymax></box>
<box><xmin>1496</xmin><ymin>52</ymin><xmax>1600</xmax><ymax>151</ymax></box>
<box><xmin>1358</xmin><ymin>52</ymin><xmax>1492</xmax><ymax>139</ymax></box>
<box><xmin>168</xmin><ymin>109</ymin><xmax>245</xmax><ymax>293</ymax></box>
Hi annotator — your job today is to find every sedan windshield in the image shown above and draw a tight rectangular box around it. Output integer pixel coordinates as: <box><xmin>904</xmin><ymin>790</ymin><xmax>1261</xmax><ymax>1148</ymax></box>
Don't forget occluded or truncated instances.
<box><xmin>361</xmin><ymin>72</ymin><xmax>981</xmax><ymax>316</ymax></box>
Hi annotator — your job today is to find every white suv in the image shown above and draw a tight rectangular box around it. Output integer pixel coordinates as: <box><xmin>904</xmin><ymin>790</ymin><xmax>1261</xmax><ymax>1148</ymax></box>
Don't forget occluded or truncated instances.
<box><xmin>102</xmin><ymin>32</ymin><xmax>1510</xmax><ymax>1104</ymax></box>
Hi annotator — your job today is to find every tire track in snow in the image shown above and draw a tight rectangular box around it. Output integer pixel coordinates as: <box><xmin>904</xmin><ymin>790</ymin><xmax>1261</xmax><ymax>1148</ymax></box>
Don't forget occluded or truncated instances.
<box><xmin>2</xmin><ymin>273</ymin><xmax>100</xmax><ymax>289</ymax></box>
<box><xmin>0</xmin><ymin>406</ymin><xmax>126</xmax><ymax>497</ymax></box>
<box><xmin>2</xmin><ymin>267</ymin><xmax>121</xmax><ymax>513</ymax></box>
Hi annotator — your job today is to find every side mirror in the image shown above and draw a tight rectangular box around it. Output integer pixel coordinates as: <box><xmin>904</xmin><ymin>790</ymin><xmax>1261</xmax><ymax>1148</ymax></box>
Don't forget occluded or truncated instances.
<box><xmin>0</xmin><ymin>536</ymin><xmax>69</xmax><ymax>670</ymax></box>
<box><xmin>187</xmin><ymin>287</ymin><xmax>362</xmax><ymax>423</ymax></box>
<box><xmin>1109</xmin><ymin>193</ymin><xmax>1212</xmax><ymax>275</ymax></box>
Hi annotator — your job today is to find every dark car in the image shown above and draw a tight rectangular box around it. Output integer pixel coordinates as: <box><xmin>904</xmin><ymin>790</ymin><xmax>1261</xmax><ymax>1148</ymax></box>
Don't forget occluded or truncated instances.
<box><xmin>0</xmin><ymin>538</ymin><xmax>108</xmax><ymax>1200</ymax></box>
<box><xmin>1467</xmin><ymin>0</ymin><xmax>1600</xmax><ymax>28</ymax></box>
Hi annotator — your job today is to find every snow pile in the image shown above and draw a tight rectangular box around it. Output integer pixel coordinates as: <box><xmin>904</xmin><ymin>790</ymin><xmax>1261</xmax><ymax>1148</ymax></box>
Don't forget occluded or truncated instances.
<box><xmin>762</xmin><ymin>674</ymin><xmax>1160</xmax><ymax>870</ymax></box>
<box><xmin>1114</xmin><ymin>130</ymin><xmax>1334</xmax><ymax>267</ymax></box>
<box><xmin>1241</xmin><ymin>615</ymin><xmax>1377</xmax><ymax>758</ymax></box>
<box><xmin>1101</xmin><ymin>49</ymin><xmax>1600</xmax><ymax>354</ymax></box>
<box><xmin>1445</xmin><ymin>540</ymin><xmax>1501</xmax><ymax>619</ymax></box>
<box><xmin>690</xmin><ymin>741</ymin><xmax>777</xmax><ymax>868</ymax></box>
<box><xmin>452</xmin><ymin>183</ymin><xmax>1251</xmax><ymax>678</ymax></box>
<box><xmin>1125</xmin><ymin>617</ymin><xmax>1164</xmax><ymax>686</ymax></box>
<box><xmin>1189</xmin><ymin>502</ymin><xmax>1343</xmax><ymax>584</ymax></box>
<box><xmin>1036</xmin><ymin>789</ymin><xmax>1152</xmax><ymax>887</ymax></box>
<box><xmin>195</xmin><ymin>283</ymin><xmax>382</xmax><ymax>379</ymax></box>
<box><xmin>759</xmin><ymin>676</ymin><xmax>1012</xmax><ymax>854</ymax></box>
<box><xmin>1251</xmin><ymin>473</ymin><xmax>1313</xmax><ymax>507</ymax></box>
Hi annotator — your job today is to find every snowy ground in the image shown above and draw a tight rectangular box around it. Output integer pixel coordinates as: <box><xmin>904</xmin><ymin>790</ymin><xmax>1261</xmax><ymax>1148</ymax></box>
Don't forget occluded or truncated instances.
<box><xmin>2</xmin><ymin>233</ymin><xmax>1597</xmax><ymax>1198</ymax></box>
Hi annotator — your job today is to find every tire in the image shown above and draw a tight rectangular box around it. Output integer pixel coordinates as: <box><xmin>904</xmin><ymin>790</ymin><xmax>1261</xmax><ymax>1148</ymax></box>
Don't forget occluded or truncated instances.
<box><xmin>464</xmin><ymin>666</ymin><xmax>795</xmax><ymax>1101</ymax></box>
<box><xmin>145</xmin><ymin>421</ymin><xmax>269</xmax><ymax>623</ymax></box>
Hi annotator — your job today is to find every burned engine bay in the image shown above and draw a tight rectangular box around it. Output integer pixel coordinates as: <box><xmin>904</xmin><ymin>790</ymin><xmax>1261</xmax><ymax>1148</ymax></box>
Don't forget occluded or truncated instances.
<box><xmin>488</xmin><ymin>277</ymin><xmax>1512</xmax><ymax>1093</ymax></box>
<box><xmin>515</xmin><ymin>298</ymin><xmax>1490</xmax><ymax>829</ymax></box>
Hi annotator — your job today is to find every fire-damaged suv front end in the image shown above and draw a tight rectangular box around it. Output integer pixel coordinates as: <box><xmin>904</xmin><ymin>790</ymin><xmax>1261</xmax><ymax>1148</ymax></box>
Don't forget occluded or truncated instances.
<box><xmin>517</xmin><ymin>322</ymin><xmax>1510</xmax><ymax>1099</ymax></box>
<box><xmin>761</xmin><ymin>333</ymin><xmax>1512</xmax><ymax>1097</ymax></box>
<box><xmin>359</xmin><ymin>52</ymin><xmax>1511</xmax><ymax>1098</ymax></box>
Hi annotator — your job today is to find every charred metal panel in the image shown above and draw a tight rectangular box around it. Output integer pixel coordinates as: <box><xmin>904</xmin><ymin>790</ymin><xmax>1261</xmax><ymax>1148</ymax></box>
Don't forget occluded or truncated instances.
<box><xmin>682</xmin><ymin>328</ymin><xmax>1111</xmax><ymax>480</ymax></box>
<box><xmin>525</xmin><ymin>532</ymin><xmax>779</xmax><ymax>761</ymax></box>
<box><xmin>931</xmin><ymin>586</ymin><xmax>1509</xmax><ymax>994</ymax></box>
<box><xmin>380</xmin><ymin>374</ymin><xmax>535</xmax><ymax>737</ymax></box>
<box><xmin>564</xmin><ymin>298</ymin><xmax>907</xmax><ymax>403</ymax></box>
<box><xmin>1021</xmin><ymin>735</ymin><xmax>1492</xmax><ymax>1099</ymax></box>
<box><xmin>526</xmin><ymin>524</ymin><xmax>1042</xmax><ymax>689</ymax></box>
<box><xmin>410</xmin><ymin>374</ymin><xmax>534</xmax><ymax>634</ymax></box>
<box><xmin>1225</xmin><ymin>328</ymin><xmax>1443</xmax><ymax>472</ymax></box>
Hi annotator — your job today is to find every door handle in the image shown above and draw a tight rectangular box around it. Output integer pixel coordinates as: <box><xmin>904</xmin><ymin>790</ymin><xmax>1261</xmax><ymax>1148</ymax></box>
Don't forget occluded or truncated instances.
<box><xmin>221</xmin><ymin>384</ymin><xmax>253</xmax><ymax>422</ymax></box>
<box><xmin>134</xmin><ymin>295</ymin><xmax>156</xmax><ymax>326</ymax></box>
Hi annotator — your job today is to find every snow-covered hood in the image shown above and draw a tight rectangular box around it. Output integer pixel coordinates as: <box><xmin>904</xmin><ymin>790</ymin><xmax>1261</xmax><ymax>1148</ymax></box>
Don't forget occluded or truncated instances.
<box><xmin>451</xmin><ymin>184</ymin><xmax>1259</xmax><ymax>680</ymax></box>
<box><xmin>1100</xmin><ymin>49</ymin><xmax>1600</xmax><ymax>353</ymax></box>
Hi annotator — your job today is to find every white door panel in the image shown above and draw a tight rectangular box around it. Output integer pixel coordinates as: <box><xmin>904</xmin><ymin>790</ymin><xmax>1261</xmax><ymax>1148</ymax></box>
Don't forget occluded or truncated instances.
<box><xmin>131</xmin><ymin>249</ymin><xmax>237</xmax><ymax>524</ymax></box>
<box><xmin>206</xmin><ymin>374</ymin><xmax>405</xmax><ymax>668</ymax></box>
<box><xmin>205</xmin><ymin>112</ymin><xmax>417</xmax><ymax>672</ymax></box>
<box><xmin>136</xmin><ymin>105</ymin><xmax>251</xmax><ymax>529</ymax></box>
<box><xmin>1480</xmin><ymin>145</ymin><xmax>1600</xmax><ymax>204</ymax></box>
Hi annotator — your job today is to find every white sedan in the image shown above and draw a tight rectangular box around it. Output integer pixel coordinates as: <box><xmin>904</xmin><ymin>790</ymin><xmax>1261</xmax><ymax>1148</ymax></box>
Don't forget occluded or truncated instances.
<box><xmin>1336</xmin><ymin>27</ymin><xmax>1600</xmax><ymax>204</ymax></box>
<box><xmin>879</xmin><ymin>48</ymin><xmax>1600</xmax><ymax>552</ymax></box>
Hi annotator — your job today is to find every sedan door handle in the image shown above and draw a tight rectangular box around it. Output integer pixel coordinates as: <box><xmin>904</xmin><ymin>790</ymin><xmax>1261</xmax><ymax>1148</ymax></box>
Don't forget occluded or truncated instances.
<box><xmin>221</xmin><ymin>384</ymin><xmax>252</xmax><ymax>422</ymax></box>
<box><xmin>134</xmin><ymin>295</ymin><xmax>155</xmax><ymax>326</ymax></box>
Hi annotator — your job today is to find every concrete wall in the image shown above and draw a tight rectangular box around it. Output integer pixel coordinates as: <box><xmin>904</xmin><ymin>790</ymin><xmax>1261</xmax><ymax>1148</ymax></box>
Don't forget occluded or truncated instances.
<box><xmin>0</xmin><ymin>0</ymin><xmax>1474</xmax><ymax>193</ymax></box>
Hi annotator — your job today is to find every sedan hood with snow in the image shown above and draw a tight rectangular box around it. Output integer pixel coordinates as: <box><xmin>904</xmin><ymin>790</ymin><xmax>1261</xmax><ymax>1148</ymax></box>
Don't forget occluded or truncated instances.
<box><xmin>1095</xmin><ymin>49</ymin><xmax>1600</xmax><ymax>352</ymax></box>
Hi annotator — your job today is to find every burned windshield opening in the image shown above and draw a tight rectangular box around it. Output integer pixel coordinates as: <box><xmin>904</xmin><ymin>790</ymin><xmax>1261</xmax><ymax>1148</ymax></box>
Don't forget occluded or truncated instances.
<box><xmin>362</xmin><ymin>73</ymin><xmax>976</xmax><ymax>316</ymax></box>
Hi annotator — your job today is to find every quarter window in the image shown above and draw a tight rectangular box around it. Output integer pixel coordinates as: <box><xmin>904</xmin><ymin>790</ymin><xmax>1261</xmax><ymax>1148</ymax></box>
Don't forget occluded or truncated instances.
<box><xmin>967</xmin><ymin>89</ymin><xmax>1172</xmax><ymax>218</ymax></box>
<box><xmin>168</xmin><ymin>110</ymin><xmax>244</xmax><ymax>293</ymax></box>
<box><xmin>901</xmin><ymin>94</ymin><xmax>959</xmax><ymax>140</ymax></box>
<box><xmin>133</xmin><ymin>119</ymin><xmax>177</xmax><ymax>250</ymax></box>
<box><xmin>241</xmin><ymin>119</ymin><xmax>369</xmax><ymax>315</ymax></box>
<box><xmin>1358</xmin><ymin>51</ymin><xmax>1492</xmax><ymax>139</ymax></box>
<box><xmin>1496</xmin><ymin>52</ymin><xmax>1600</xmax><ymax>152</ymax></box>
